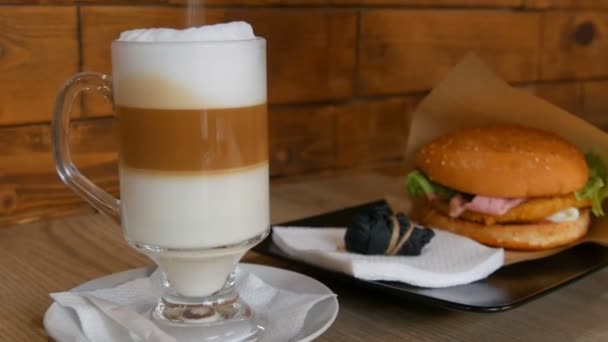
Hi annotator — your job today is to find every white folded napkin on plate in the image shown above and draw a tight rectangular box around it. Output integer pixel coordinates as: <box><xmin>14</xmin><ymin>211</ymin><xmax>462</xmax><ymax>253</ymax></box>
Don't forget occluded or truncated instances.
<box><xmin>46</xmin><ymin>267</ymin><xmax>334</xmax><ymax>342</ymax></box>
<box><xmin>272</xmin><ymin>227</ymin><xmax>504</xmax><ymax>288</ymax></box>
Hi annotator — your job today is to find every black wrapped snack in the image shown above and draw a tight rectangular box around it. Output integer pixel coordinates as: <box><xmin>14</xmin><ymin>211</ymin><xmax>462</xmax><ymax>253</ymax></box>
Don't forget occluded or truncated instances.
<box><xmin>344</xmin><ymin>203</ymin><xmax>394</xmax><ymax>255</ymax></box>
<box><xmin>394</xmin><ymin>213</ymin><xmax>435</xmax><ymax>256</ymax></box>
<box><xmin>344</xmin><ymin>204</ymin><xmax>435</xmax><ymax>256</ymax></box>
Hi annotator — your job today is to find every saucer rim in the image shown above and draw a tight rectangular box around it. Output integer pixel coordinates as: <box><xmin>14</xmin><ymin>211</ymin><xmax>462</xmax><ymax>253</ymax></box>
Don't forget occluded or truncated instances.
<box><xmin>44</xmin><ymin>263</ymin><xmax>339</xmax><ymax>342</ymax></box>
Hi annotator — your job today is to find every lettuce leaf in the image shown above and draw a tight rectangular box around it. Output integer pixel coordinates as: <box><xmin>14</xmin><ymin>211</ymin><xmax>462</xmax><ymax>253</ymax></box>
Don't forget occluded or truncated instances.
<box><xmin>406</xmin><ymin>170</ymin><xmax>434</xmax><ymax>197</ymax></box>
<box><xmin>406</xmin><ymin>170</ymin><xmax>455</xmax><ymax>199</ymax></box>
<box><xmin>575</xmin><ymin>153</ymin><xmax>608</xmax><ymax>216</ymax></box>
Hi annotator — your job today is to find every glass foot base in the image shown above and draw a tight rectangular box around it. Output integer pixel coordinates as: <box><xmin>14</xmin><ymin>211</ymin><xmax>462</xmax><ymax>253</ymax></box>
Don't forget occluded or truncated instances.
<box><xmin>152</xmin><ymin>294</ymin><xmax>264</xmax><ymax>341</ymax></box>
<box><xmin>133</xmin><ymin>231</ymin><xmax>270</xmax><ymax>341</ymax></box>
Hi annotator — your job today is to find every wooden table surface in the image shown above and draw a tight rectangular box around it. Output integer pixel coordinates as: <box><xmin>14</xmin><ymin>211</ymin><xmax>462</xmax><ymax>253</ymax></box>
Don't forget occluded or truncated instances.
<box><xmin>2</xmin><ymin>173</ymin><xmax>607</xmax><ymax>341</ymax></box>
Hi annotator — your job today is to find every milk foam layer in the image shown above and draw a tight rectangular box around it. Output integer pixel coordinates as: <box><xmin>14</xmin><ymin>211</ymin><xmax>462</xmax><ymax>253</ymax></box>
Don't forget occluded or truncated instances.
<box><xmin>118</xmin><ymin>22</ymin><xmax>255</xmax><ymax>42</ymax></box>
<box><xmin>112</xmin><ymin>33</ymin><xmax>266</xmax><ymax>109</ymax></box>
<box><xmin>120</xmin><ymin>164</ymin><xmax>269</xmax><ymax>248</ymax></box>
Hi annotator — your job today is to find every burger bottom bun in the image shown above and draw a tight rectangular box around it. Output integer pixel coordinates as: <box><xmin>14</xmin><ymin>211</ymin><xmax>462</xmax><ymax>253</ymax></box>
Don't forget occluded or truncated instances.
<box><xmin>420</xmin><ymin>207</ymin><xmax>590</xmax><ymax>251</ymax></box>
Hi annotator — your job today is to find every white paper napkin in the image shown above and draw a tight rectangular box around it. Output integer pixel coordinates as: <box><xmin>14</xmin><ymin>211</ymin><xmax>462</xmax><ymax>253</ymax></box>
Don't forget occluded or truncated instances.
<box><xmin>46</xmin><ymin>267</ymin><xmax>335</xmax><ymax>342</ymax></box>
<box><xmin>272</xmin><ymin>227</ymin><xmax>504</xmax><ymax>288</ymax></box>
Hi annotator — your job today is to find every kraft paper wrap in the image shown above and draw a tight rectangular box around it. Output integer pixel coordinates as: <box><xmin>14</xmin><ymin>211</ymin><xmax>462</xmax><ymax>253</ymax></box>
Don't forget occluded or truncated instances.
<box><xmin>399</xmin><ymin>53</ymin><xmax>608</xmax><ymax>265</ymax></box>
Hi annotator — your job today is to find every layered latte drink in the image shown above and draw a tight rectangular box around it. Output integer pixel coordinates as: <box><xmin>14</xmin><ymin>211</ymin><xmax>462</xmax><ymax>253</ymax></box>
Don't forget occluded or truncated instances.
<box><xmin>53</xmin><ymin>22</ymin><xmax>270</xmax><ymax>332</ymax></box>
<box><xmin>113</xmin><ymin>24</ymin><xmax>269</xmax><ymax>297</ymax></box>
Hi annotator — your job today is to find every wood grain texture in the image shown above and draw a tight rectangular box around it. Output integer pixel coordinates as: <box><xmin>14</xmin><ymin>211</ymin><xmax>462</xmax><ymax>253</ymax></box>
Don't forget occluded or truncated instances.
<box><xmin>269</xmin><ymin>104</ymin><xmax>336</xmax><ymax>176</ymax></box>
<box><xmin>169</xmin><ymin>0</ymin><xmax>522</xmax><ymax>6</ymax></box>
<box><xmin>541</xmin><ymin>11</ymin><xmax>608</xmax><ymax>80</ymax></box>
<box><xmin>526</xmin><ymin>0</ymin><xmax>608</xmax><ymax>9</ymax></box>
<box><xmin>582</xmin><ymin>80</ymin><xmax>608</xmax><ymax>131</ymax></box>
<box><xmin>358</xmin><ymin>10</ymin><xmax>540</xmax><ymax>95</ymax></box>
<box><xmin>271</xmin><ymin>98</ymin><xmax>413</xmax><ymax>175</ymax></box>
<box><xmin>227</xmin><ymin>9</ymin><xmax>357</xmax><ymax>104</ymax></box>
<box><xmin>0</xmin><ymin>0</ymin><xmax>166</xmax><ymax>3</ymax></box>
<box><xmin>335</xmin><ymin>97</ymin><xmax>411</xmax><ymax>167</ymax></box>
<box><xmin>518</xmin><ymin>81</ymin><xmax>583</xmax><ymax>117</ymax></box>
<box><xmin>0</xmin><ymin>0</ymin><xmax>523</xmax><ymax>5</ymax></box>
<box><xmin>511</xmin><ymin>81</ymin><xmax>608</xmax><ymax>145</ymax></box>
<box><xmin>0</xmin><ymin>215</ymin><xmax>149</xmax><ymax>341</ymax></box>
<box><xmin>1</xmin><ymin>173</ymin><xmax>607</xmax><ymax>341</ymax></box>
<box><xmin>0</xmin><ymin>119</ymin><xmax>118</xmax><ymax>226</ymax></box>
<box><xmin>80</xmin><ymin>6</ymin><xmax>356</xmax><ymax>117</ymax></box>
<box><xmin>0</xmin><ymin>6</ymin><xmax>78</xmax><ymax>125</ymax></box>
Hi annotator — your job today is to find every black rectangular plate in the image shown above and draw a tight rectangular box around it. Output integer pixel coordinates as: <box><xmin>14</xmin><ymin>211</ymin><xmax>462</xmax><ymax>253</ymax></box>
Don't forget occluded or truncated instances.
<box><xmin>254</xmin><ymin>200</ymin><xmax>608</xmax><ymax>312</ymax></box>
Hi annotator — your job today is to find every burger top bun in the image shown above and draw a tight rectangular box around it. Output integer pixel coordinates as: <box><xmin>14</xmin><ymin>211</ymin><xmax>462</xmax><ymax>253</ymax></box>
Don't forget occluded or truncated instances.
<box><xmin>415</xmin><ymin>125</ymin><xmax>589</xmax><ymax>198</ymax></box>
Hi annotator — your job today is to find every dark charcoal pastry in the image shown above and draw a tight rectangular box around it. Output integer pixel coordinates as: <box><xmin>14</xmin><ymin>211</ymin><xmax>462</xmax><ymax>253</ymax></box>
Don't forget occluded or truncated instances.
<box><xmin>344</xmin><ymin>203</ymin><xmax>435</xmax><ymax>256</ymax></box>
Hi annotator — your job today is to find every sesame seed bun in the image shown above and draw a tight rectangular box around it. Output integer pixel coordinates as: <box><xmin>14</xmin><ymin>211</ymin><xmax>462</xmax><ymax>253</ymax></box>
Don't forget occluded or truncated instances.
<box><xmin>415</xmin><ymin>125</ymin><xmax>589</xmax><ymax>197</ymax></box>
<box><xmin>420</xmin><ymin>206</ymin><xmax>590</xmax><ymax>250</ymax></box>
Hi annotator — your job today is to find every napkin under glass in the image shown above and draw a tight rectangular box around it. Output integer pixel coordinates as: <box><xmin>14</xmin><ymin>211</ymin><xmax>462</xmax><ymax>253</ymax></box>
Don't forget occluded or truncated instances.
<box><xmin>45</xmin><ymin>267</ymin><xmax>335</xmax><ymax>342</ymax></box>
<box><xmin>272</xmin><ymin>227</ymin><xmax>504</xmax><ymax>288</ymax></box>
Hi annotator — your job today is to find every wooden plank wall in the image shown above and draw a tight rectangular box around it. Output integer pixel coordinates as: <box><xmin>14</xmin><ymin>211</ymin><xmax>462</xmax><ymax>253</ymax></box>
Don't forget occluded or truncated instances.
<box><xmin>2</xmin><ymin>1</ymin><xmax>608</xmax><ymax>225</ymax></box>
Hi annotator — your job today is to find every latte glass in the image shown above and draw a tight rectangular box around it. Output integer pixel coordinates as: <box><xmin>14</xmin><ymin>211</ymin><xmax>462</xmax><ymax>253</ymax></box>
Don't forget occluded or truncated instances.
<box><xmin>52</xmin><ymin>38</ymin><xmax>269</xmax><ymax>340</ymax></box>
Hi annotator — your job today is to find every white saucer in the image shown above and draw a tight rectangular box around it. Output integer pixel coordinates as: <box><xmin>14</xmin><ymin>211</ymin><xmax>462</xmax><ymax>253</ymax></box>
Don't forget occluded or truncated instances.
<box><xmin>44</xmin><ymin>263</ymin><xmax>339</xmax><ymax>342</ymax></box>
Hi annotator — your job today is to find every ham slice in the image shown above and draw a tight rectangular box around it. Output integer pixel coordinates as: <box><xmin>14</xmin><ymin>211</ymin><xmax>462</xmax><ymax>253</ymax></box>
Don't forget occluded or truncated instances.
<box><xmin>449</xmin><ymin>194</ymin><xmax>526</xmax><ymax>218</ymax></box>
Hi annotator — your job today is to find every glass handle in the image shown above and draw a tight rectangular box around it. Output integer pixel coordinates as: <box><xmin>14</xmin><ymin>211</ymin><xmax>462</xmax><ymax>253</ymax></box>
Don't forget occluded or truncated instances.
<box><xmin>51</xmin><ymin>72</ymin><xmax>120</xmax><ymax>223</ymax></box>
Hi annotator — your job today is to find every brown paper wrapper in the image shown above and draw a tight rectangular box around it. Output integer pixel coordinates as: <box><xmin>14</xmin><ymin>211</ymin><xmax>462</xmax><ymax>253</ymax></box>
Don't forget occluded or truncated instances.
<box><xmin>402</xmin><ymin>53</ymin><xmax>608</xmax><ymax>265</ymax></box>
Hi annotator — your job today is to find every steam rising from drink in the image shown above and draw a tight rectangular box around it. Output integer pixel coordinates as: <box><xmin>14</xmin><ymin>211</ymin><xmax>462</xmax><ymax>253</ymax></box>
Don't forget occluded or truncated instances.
<box><xmin>187</xmin><ymin>0</ymin><xmax>205</xmax><ymax>27</ymax></box>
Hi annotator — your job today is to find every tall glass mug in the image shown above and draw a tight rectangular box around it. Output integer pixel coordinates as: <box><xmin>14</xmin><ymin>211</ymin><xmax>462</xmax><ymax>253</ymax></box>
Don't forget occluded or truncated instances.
<box><xmin>52</xmin><ymin>36</ymin><xmax>269</xmax><ymax>339</ymax></box>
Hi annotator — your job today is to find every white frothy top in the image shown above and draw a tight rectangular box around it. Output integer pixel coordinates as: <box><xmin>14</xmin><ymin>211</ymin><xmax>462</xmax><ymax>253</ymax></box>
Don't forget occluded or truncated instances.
<box><xmin>112</xmin><ymin>22</ymin><xmax>265</xmax><ymax>109</ymax></box>
<box><xmin>118</xmin><ymin>22</ymin><xmax>255</xmax><ymax>42</ymax></box>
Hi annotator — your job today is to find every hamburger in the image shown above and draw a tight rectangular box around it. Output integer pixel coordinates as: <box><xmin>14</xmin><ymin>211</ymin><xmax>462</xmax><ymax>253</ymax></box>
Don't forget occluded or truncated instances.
<box><xmin>406</xmin><ymin>125</ymin><xmax>608</xmax><ymax>250</ymax></box>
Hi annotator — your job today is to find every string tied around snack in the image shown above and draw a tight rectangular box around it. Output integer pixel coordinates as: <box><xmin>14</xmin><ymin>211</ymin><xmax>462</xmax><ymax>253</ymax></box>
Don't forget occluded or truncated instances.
<box><xmin>344</xmin><ymin>203</ymin><xmax>435</xmax><ymax>256</ymax></box>
<box><xmin>386</xmin><ymin>217</ymin><xmax>416</xmax><ymax>255</ymax></box>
